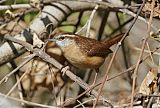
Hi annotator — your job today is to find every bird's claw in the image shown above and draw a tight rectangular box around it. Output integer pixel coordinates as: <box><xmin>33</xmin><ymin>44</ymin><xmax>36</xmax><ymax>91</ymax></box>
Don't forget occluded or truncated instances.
<box><xmin>61</xmin><ymin>66</ymin><xmax>70</xmax><ymax>76</ymax></box>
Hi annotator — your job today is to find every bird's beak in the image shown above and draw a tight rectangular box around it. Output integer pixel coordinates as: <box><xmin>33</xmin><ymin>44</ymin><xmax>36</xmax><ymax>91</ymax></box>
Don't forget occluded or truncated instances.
<box><xmin>46</xmin><ymin>38</ymin><xmax>56</xmax><ymax>42</ymax></box>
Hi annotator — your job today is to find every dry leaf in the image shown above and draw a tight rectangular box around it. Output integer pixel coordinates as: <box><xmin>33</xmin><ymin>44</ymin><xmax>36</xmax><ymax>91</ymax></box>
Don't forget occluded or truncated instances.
<box><xmin>150</xmin><ymin>30</ymin><xmax>160</xmax><ymax>42</ymax></box>
<box><xmin>33</xmin><ymin>33</ymin><xmax>44</xmax><ymax>48</ymax></box>
<box><xmin>30</xmin><ymin>0</ymin><xmax>41</xmax><ymax>10</ymax></box>
<box><xmin>143</xmin><ymin>0</ymin><xmax>160</xmax><ymax>18</ymax></box>
<box><xmin>139</xmin><ymin>68</ymin><xmax>158</xmax><ymax>95</ymax></box>
<box><xmin>5</xmin><ymin>10</ymin><xmax>15</xmax><ymax>19</ymax></box>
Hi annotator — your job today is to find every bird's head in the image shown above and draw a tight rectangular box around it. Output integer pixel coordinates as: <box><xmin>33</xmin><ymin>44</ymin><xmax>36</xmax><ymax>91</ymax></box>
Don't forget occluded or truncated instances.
<box><xmin>47</xmin><ymin>33</ymin><xmax>76</xmax><ymax>48</ymax></box>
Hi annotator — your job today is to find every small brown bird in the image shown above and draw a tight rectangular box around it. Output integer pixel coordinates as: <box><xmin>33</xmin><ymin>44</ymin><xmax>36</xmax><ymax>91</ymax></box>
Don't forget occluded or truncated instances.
<box><xmin>48</xmin><ymin>33</ymin><xmax>124</xmax><ymax>83</ymax></box>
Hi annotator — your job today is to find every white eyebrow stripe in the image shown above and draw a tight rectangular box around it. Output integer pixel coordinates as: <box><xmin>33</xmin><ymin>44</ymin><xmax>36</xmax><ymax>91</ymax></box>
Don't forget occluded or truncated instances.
<box><xmin>60</xmin><ymin>34</ymin><xmax>76</xmax><ymax>37</ymax></box>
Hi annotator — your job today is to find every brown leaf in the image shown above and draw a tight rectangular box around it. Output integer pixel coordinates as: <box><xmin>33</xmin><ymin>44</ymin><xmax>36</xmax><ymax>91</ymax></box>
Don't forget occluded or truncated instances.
<box><xmin>139</xmin><ymin>68</ymin><xmax>158</xmax><ymax>95</ymax></box>
<box><xmin>143</xmin><ymin>0</ymin><xmax>160</xmax><ymax>18</ymax></box>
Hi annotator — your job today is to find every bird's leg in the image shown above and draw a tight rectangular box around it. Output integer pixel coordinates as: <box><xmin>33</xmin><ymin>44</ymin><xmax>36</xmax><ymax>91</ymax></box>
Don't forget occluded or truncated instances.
<box><xmin>60</xmin><ymin>61</ymin><xmax>74</xmax><ymax>76</ymax></box>
<box><xmin>91</xmin><ymin>68</ymin><xmax>99</xmax><ymax>86</ymax></box>
<box><xmin>87</xmin><ymin>69</ymin><xmax>99</xmax><ymax>96</ymax></box>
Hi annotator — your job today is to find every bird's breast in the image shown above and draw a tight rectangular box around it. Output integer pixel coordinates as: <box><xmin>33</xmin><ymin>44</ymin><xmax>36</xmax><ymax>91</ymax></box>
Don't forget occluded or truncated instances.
<box><xmin>62</xmin><ymin>42</ymin><xmax>105</xmax><ymax>69</ymax></box>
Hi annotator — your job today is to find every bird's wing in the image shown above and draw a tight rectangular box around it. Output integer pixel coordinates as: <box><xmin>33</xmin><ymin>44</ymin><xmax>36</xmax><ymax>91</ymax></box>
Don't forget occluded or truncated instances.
<box><xmin>75</xmin><ymin>36</ymin><xmax>112</xmax><ymax>57</ymax></box>
<box><xmin>87</xmin><ymin>44</ymin><xmax>112</xmax><ymax>57</ymax></box>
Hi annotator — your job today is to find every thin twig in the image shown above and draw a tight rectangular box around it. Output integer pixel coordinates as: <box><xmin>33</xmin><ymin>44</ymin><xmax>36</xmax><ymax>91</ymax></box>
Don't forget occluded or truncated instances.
<box><xmin>62</xmin><ymin>44</ymin><xmax>160</xmax><ymax>107</ymax></box>
<box><xmin>108</xmin><ymin>45</ymin><xmax>160</xmax><ymax>81</ymax></box>
<box><xmin>48</xmin><ymin>65</ymin><xmax>58</xmax><ymax>106</ymax></box>
<box><xmin>0</xmin><ymin>0</ymin><xmax>7</xmax><ymax>4</ymax></box>
<box><xmin>130</xmin><ymin>0</ymin><xmax>154</xmax><ymax>107</ymax></box>
<box><xmin>5</xmin><ymin>68</ymin><xmax>31</xmax><ymax>97</ymax></box>
<box><xmin>4</xmin><ymin>34</ymin><xmax>112</xmax><ymax>106</ymax></box>
<box><xmin>0</xmin><ymin>54</ymin><xmax>35</xmax><ymax>84</ymax></box>
<box><xmin>0</xmin><ymin>93</ymin><xmax>56</xmax><ymax>108</ymax></box>
<box><xmin>76</xmin><ymin>3</ymin><xmax>99</xmax><ymax>37</ymax></box>
<box><xmin>92</xmin><ymin>1</ymin><xmax>146</xmax><ymax>107</ymax></box>
<box><xmin>74</xmin><ymin>98</ymin><xmax>100</xmax><ymax>108</ymax></box>
<box><xmin>116</xmin><ymin>11</ymin><xmax>132</xmax><ymax>84</ymax></box>
<box><xmin>86</xmin><ymin>4</ymin><xmax>99</xmax><ymax>37</ymax></box>
<box><xmin>79</xmin><ymin>0</ymin><xmax>157</xmax><ymax>31</ymax></box>
<box><xmin>15</xmin><ymin>74</ymin><xmax>25</xmax><ymax>106</ymax></box>
<box><xmin>61</xmin><ymin>84</ymin><xmax>95</xmax><ymax>107</ymax></box>
<box><xmin>76</xmin><ymin>100</ymin><xmax>85</xmax><ymax>108</ymax></box>
<box><xmin>97</xmin><ymin>10</ymin><xmax>109</xmax><ymax>41</ymax></box>
<box><xmin>134</xmin><ymin>47</ymin><xmax>160</xmax><ymax>56</ymax></box>
<box><xmin>0</xmin><ymin>4</ymin><xmax>32</xmax><ymax>10</ymax></box>
<box><xmin>146</xmin><ymin>42</ymin><xmax>154</xmax><ymax>63</ymax></box>
<box><xmin>109</xmin><ymin>17</ymin><xmax>134</xmax><ymax>36</ymax></box>
<box><xmin>73</xmin><ymin>11</ymin><xmax>84</xmax><ymax>33</ymax></box>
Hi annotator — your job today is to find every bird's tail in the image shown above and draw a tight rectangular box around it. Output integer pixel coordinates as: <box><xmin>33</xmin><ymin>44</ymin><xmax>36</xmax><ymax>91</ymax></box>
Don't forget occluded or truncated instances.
<box><xmin>102</xmin><ymin>33</ymin><xmax>125</xmax><ymax>48</ymax></box>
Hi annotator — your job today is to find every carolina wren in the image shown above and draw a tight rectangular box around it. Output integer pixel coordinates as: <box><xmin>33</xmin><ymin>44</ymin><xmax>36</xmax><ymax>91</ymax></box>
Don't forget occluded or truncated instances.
<box><xmin>47</xmin><ymin>33</ymin><xmax>124</xmax><ymax>72</ymax></box>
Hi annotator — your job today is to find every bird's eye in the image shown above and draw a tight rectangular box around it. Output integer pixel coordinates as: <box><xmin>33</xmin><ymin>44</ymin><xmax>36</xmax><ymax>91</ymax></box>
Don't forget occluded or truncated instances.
<box><xmin>59</xmin><ymin>37</ymin><xmax>65</xmax><ymax>40</ymax></box>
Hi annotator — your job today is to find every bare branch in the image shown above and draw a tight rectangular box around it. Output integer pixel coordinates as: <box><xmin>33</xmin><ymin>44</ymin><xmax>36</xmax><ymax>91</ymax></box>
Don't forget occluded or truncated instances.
<box><xmin>0</xmin><ymin>1</ymin><xmax>111</xmax><ymax>65</ymax></box>
<box><xmin>4</xmin><ymin>35</ymin><xmax>113</xmax><ymax>106</ymax></box>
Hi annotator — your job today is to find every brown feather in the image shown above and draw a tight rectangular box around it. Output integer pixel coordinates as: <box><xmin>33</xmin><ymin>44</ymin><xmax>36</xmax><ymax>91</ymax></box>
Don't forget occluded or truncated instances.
<box><xmin>101</xmin><ymin>33</ymin><xmax>124</xmax><ymax>47</ymax></box>
<box><xmin>52</xmin><ymin>33</ymin><xmax>124</xmax><ymax>57</ymax></box>
<box><xmin>74</xmin><ymin>33</ymin><xmax>124</xmax><ymax>57</ymax></box>
<box><xmin>74</xmin><ymin>35</ymin><xmax>112</xmax><ymax>57</ymax></box>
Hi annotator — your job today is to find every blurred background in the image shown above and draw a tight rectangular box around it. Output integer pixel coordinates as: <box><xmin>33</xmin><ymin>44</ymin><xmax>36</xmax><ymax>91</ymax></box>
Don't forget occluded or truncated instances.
<box><xmin>0</xmin><ymin>0</ymin><xmax>160</xmax><ymax>107</ymax></box>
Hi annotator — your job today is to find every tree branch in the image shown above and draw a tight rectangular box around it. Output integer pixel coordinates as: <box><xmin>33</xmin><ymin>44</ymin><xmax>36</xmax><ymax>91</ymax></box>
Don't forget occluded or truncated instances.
<box><xmin>0</xmin><ymin>1</ymin><xmax>112</xmax><ymax>65</ymax></box>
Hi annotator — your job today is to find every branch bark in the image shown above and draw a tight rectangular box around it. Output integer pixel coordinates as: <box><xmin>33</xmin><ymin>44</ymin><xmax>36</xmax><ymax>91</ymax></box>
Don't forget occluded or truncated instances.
<box><xmin>0</xmin><ymin>1</ymin><xmax>111</xmax><ymax>65</ymax></box>
<box><xmin>4</xmin><ymin>35</ymin><xmax>113</xmax><ymax>106</ymax></box>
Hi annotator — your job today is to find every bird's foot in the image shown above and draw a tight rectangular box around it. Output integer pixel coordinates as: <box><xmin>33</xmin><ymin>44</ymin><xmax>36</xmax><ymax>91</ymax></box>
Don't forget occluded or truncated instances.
<box><xmin>61</xmin><ymin>66</ymin><xmax>70</xmax><ymax>76</ymax></box>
